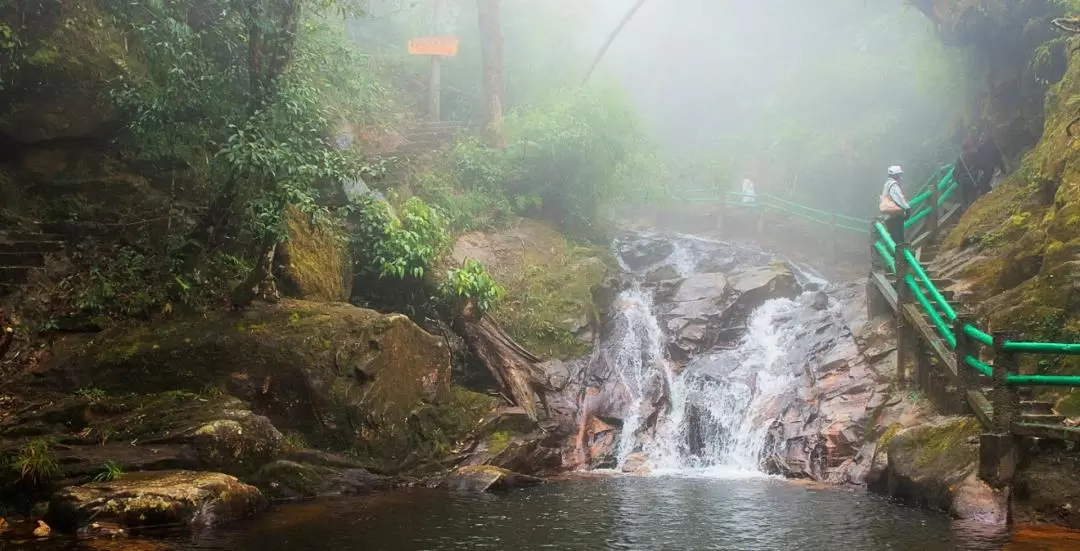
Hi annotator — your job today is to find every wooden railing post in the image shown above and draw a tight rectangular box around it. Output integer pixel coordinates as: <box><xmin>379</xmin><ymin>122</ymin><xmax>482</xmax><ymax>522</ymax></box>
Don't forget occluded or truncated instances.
<box><xmin>980</xmin><ymin>330</ymin><xmax>1020</xmax><ymax>487</ymax></box>
<box><xmin>927</xmin><ymin>176</ymin><xmax>941</xmax><ymax>244</ymax></box>
<box><xmin>954</xmin><ymin>314</ymin><xmax>976</xmax><ymax>393</ymax></box>
<box><xmin>895</xmin><ymin>243</ymin><xmax>914</xmax><ymax>389</ymax></box>
<box><xmin>830</xmin><ymin>212</ymin><xmax>839</xmax><ymax>263</ymax></box>
<box><xmin>990</xmin><ymin>331</ymin><xmax>1019</xmax><ymax>433</ymax></box>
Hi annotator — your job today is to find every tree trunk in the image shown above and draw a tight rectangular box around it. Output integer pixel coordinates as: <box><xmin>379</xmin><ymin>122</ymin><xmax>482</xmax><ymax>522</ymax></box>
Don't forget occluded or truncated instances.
<box><xmin>477</xmin><ymin>0</ymin><xmax>505</xmax><ymax>148</ymax></box>
<box><xmin>583</xmin><ymin>0</ymin><xmax>647</xmax><ymax>85</ymax></box>
<box><xmin>229</xmin><ymin>235</ymin><xmax>279</xmax><ymax>308</ymax></box>
<box><xmin>453</xmin><ymin>306</ymin><xmax>546</xmax><ymax>420</ymax></box>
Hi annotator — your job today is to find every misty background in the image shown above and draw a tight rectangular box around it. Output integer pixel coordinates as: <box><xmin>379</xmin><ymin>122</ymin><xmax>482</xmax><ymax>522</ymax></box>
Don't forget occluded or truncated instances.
<box><xmin>348</xmin><ymin>0</ymin><xmax>968</xmax><ymax>218</ymax></box>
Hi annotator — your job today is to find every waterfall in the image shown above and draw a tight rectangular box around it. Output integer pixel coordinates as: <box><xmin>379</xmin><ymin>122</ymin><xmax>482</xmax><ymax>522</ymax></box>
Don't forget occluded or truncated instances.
<box><xmin>605</xmin><ymin>233</ymin><xmax>826</xmax><ymax>476</ymax></box>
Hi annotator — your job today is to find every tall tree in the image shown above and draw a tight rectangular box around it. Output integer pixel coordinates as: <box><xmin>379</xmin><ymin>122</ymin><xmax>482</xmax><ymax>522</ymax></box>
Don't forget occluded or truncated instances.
<box><xmin>477</xmin><ymin>0</ymin><xmax>505</xmax><ymax>148</ymax></box>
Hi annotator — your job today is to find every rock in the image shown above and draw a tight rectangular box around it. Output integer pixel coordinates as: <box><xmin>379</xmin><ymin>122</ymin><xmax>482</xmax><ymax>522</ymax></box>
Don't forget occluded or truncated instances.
<box><xmin>621</xmin><ymin>452</ymin><xmax>650</xmax><ymax>475</ymax></box>
<box><xmin>441</xmin><ymin>466</ymin><xmax>544</xmax><ymax>492</ymax></box>
<box><xmin>252</xmin><ymin>459</ymin><xmax>394</xmax><ymax>500</ymax></box>
<box><xmin>876</xmin><ymin>417</ymin><xmax>1005</xmax><ymax>521</ymax></box>
<box><xmin>44</xmin><ymin>300</ymin><xmax>450</xmax><ymax>470</ymax></box>
<box><xmin>812</xmin><ymin>291</ymin><xmax>829</xmax><ymax>310</ymax></box>
<box><xmin>672</xmin><ymin>273</ymin><xmax>729</xmax><ymax>304</ymax></box>
<box><xmin>617</xmin><ymin>238</ymin><xmax>674</xmax><ymax>271</ymax></box>
<box><xmin>275</xmin><ymin>206</ymin><xmax>352</xmax><ymax>302</ymax></box>
<box><xmin>33</xmin><ymin>520</ymin><xmax>50</xmax><ymax>538</ymax></box>
<box><xmin>46</xmin><ymin>471</ymin><xmax>265</xmax><ymax>532</ymax></box>
<box><xmin>0</xmin><ymin>2</ymin><xmax>124</xmax><ymax>142</ymax></box>
<box><xmin>722</xmin><ymin>263</ymin><xmax>801</xmax><ymax>324</ymax></box>
<box><xmin>2</xmin><ymin>394</ymin><xmax>282</xmax><ymax>478</ymax></box>
<box><xmin>645</xmin><ymin>265</ymin><xmax>680</xmax><ymax>284</ymax></box>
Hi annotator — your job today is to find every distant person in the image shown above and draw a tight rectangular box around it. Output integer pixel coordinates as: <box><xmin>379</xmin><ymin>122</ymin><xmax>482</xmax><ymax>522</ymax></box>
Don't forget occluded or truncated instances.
<box><xmin>741</xmin><ymin>178</ymin><xmax>757</xmax><ymax>206</ymax></box>
<box><xmin>955</xmin><ymin>136</ymin><xmax>980</xmax><ymax>209</ymax></box>
<box><xmin>974</xmin><ymin>132</ymin><xmax>1005</xmax><ymax>195</ymax></box>
<box><xmin>879</xmin><ymin>165</ymin><xmax>911</xmax><ymax>246</ymax></box>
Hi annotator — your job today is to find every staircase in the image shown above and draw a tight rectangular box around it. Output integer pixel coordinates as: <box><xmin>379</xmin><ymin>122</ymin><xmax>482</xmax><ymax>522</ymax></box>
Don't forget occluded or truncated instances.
<box><xmin>0</xmin><ymin>230</ymin><xmax>64</xmax><ymax>294</ymax></box>
<box><xmin>394</xmin><ymin>120</ymin><xmax>469</xmax><ymax>157</ymax></box>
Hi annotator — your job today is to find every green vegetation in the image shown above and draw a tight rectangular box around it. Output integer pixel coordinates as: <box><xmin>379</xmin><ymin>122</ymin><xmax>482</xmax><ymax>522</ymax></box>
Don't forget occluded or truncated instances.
<box><xmin>92</xmin><ymin>461</ymin><xmax>124</xmax><ymax>483</ymax></box>
<box><xmin>442</xmin><ymin>259</ymin><xmax>504</xmax><ymax>316</ymax></box>
<box><xmin>9</xmin><ymin>439</ymin><xmax>60</xmax><ymax>486</ymax></box>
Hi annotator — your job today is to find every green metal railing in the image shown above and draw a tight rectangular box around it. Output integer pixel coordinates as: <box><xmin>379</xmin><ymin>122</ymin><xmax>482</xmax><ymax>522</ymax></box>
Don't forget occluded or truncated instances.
<box><xmin>872</xmin><ymin>219</ymin><xmax>1080</xmax><ymax>388</ymax></box>
<box><xmin>676</xmin><ymin>189</ymin><xmax>873</xmax><ymax>236</ymax></box>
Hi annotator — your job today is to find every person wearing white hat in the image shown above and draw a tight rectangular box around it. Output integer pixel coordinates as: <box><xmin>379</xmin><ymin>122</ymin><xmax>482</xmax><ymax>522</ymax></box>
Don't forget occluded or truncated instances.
<box><xmin>879</xmin><ymin>165</ymin><xmax>911</xmax><ymax>246</ymax></box>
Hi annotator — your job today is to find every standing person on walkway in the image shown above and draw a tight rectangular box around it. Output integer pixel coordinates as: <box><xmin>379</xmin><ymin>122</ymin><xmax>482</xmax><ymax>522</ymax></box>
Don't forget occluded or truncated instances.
<box><xmin>880</xmin><ymin>165</ymin><xmax>911</xmax><ymax>246</ymax></box>
<box><xmin>741</xmin><ymin>177</ymin><xmax>757</xmax><ymax>206</ymax></box>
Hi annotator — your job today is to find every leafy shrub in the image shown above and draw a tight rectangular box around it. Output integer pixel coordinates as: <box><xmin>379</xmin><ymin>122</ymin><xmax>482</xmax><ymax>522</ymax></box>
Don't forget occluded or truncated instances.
<box><xmin>349</xmin><ymin>195</ymin><xmax>449</xmax><ymax>281</ymax></box>
<box><xmin>441</xmin><ymin>259</ymin><xmax>504</xmax><ymax>316</ymax></box>
<box><xmin>92</xmin><ymin>461</ymin><xmax>124</xmax><ymax>483</ymax></box>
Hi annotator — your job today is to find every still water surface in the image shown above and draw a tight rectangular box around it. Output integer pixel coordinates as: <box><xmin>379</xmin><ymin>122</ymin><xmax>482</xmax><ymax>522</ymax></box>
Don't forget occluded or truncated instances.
<box><xmin>161</xmin><ymin>474</ymin><xmax>1023</xmax><ymax>551</ymax></box>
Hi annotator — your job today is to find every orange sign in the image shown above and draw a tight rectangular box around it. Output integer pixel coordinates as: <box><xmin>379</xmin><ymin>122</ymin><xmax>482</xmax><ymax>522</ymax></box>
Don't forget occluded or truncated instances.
<box><xmin>408</xmin><ymin>36</ymin><xmax>460</xmax><ymax>57</ymax></box>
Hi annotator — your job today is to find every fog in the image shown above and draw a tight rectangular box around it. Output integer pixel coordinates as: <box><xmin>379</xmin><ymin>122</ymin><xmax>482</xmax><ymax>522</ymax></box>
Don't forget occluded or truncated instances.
<box><xmin>355</xmin><ymin>0</ymin><xmax>968</xmax><ymax>216</ymax></box>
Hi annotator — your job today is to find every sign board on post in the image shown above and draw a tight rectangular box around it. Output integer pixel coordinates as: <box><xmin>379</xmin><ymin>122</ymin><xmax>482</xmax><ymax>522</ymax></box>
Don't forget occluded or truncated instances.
<box><xmin>408</xmin><ymin>36</ymin><xmax>460</xmax><ymax>57</ymax></box>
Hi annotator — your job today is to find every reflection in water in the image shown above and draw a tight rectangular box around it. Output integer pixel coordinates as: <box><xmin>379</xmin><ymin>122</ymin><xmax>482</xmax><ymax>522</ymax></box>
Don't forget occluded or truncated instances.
<box><xmin>58</xmin><ymin>476</ymin><xmax>1024</xmax><ymax>551</ymax></box>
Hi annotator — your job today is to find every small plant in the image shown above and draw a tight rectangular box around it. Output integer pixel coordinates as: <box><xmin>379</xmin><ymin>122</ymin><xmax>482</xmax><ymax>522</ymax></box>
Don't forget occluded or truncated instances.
<box><xmin>92</xmin><ymin>461</ymin><xmax>124</xmax><ymax>482</ymax></box>
<box><xmin>75</xmin><ymin>387</ymin><xmax>107</xmax><ymax>401</ymax></box>
<box><xmin>13</xmin><ymin>438</ymin><xmax>59</xmax><ymax>485</ymax></box>
<box><xmin>441</xmin><ymin>259</ymin><xmax>504</xmax><ymax>316</ymax></box>
<box><xmin>281</xmin><ymin>432</ymin><xmax>309</xmax><ymax>453</ymax></box>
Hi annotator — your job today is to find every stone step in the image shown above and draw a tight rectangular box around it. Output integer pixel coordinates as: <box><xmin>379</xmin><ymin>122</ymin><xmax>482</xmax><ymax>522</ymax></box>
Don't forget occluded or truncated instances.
<box><xmin>0</xmin><ymin>240</ymin><xmax>64</xmax><ymax>253</ymax></box>
<box><xmin>0</xmin><ymin>252</ymin><xmax>45</xmax><ymax>267</ymax></box>
<box><xmin>1021</xmin><ymin>413</ymin><xmax>1066</xmax><ymax>424</ymax></box>
<box><xmin>0</xmin><ymin>267</ymin><xmax>30</xmax><ymax>284</ymax></box>
<box><xmin>1021</xmin><ymin>401</ymin><xmax>1057</xmax><ymax>415</ymax></box>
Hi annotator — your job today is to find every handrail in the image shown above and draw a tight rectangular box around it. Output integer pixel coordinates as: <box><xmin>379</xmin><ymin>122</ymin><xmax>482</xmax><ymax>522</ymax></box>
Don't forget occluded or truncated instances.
<box><xmin>871</xmin><ymin>190</ymin><xmax>1080</xmax><ymax>390</ymax></box>
<box><xmin>675</xmin><ymin>169</ymin><xmax>1080</xmax><ymax>393</ymax></box>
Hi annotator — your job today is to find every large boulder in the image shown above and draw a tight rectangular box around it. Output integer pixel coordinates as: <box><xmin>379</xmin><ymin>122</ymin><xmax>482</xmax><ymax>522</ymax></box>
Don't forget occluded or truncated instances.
<box><xmin>440</xmin><ymin>465</ymin><xmax>543</xmax><ymax>493</ymax></box>
<box><xmin>1</xmin><ymin>393</ymin><xmax>283</xmax><ymax>478</ymax></box>
<box><xmin>46</xmin><ymin>471</ymin><xmax>265</xmax><ymax>532</ymax></box>
<box><xmin>275</xmin><ymin>206</ymin><xmax>352</xmax><ymax>302</ymax></box>
<box><xmin>45</xmin><ymin>300</ymin><xmax>451</xmax><ymax>469</ymax></box>
<box><xmin>878</xmin><ymin>416</ymin><xmax>1007</xmax><ymax>523</ymax></box>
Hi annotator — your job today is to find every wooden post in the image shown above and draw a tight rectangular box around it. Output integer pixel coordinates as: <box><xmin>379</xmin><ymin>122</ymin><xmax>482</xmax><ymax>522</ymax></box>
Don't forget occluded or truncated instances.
<box><xmin>927</xmin><ymin>175</ymin><xmax>941</xmax><ymax>243</ymax></box>
<box><xmin>990</xmin><ymin>332</ymin><xmax>1020</xmax><ymax>433</ymax></box>
<box><xmin>980</xmin><ymin>331</ymin><xmax>1020</xmax><ymax>487</ymax></box>
<box><xmin>830</xmin><ymin>212</ymin><xmax>839</xmax><ymax>263</ymax></box>
<box><xmin>954</xmin><ymin>313</ymin><xmax>976</xmax><ymax>403</ymax></box>
<box><xmin>895</xmin><ymin>243</ymin><xmax>914</xmax><ymax>389</ymax></box>
<box><xmin>427</xmin><ymin>0</ymin><xmax>445</xmax><ymax>121</ymax></box>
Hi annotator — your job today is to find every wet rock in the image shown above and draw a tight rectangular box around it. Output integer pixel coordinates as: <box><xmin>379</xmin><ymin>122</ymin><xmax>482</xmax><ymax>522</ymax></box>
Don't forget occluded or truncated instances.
<box><xmin>812</xmin><ymin>291</ymin><xmax>829</xmax><ymax>311</ymax></box>
<box><xmin>645</xmin><ymin>265</ymin><xmax>680</xmax><ymax>284</ymax></box>
<box><xmin>46</xmin><ymin>471</ymin><xmax>265</xmax><ymax>532</ymax></box>
<box><xmin>621</xmin><ymin>452</ymin><xmax>650</xmax><ymax>475</ymax></box>
<box><xmin>2</xmin><ymin>394</ymin><xmax>283</xmax><ymax>478</ymax></box>
<box><xmin>441</xmin><ymin>466</ymin><xmax>544</xmax><ymax>492</ymax></box>
<box><xmin>876</xmin><ymin>417</ymin><xmax>1007</xmax><ymax>522</ymax></box>
<box><xmin>42</xmin><ymin>300</ymin><xmax>451</xmax><ymax>470</ymax></box>
<box><xmin>617</xmin><ymin>238</ymin><xmax>674</xmax><ymax>271</ymax></box>
<box><xmin>720</xmin><ymin>263</ymin><xmax>801</xmax><ymax>325</ymax></box>
<box><xmin>252</xmin><ymin>460</ymin><xmax>394</xmax><ymax>500</ymax></box>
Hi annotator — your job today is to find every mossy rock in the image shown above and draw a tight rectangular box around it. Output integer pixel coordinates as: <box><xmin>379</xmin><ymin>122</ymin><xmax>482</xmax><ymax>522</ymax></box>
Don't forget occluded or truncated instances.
<box><xmin>45</xmin><ymin>299</ymin><xmax>451</xmax><ymax>468</ymax></box>
<box><xmin>451</xmin><ymin>218</ymin><xmax>612</xmax><ymax>359</ymax></box>
<box><xmin>276</xmin><ymin>206</ymin><xmax>352</xmax><ymax>302</ymax></box>
<box><xmin>440</xmin><ymin>465</ymin><xmax>543</xmax><ymax>493</ymax></box>
<box><xmin>0</xmin><ymin>0</ymin><xmax>128</xmax><ymax>142</ymax></box>
<box><xmin>46</xmin><ymin>470</ymin><xmax>265</xmax><ymax>532</ymax></box>
<box><xmin>883</xmin><ymin>416</ymin><xmax>981</xmax><ymax>511</ymax></box>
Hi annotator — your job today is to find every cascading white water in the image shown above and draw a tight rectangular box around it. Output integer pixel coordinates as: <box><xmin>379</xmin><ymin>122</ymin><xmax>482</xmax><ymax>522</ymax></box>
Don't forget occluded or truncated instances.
<box><xmin>607</xmin><ymin>234</ymin><xmax>826</xmax><ymax>475</ymax></box>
